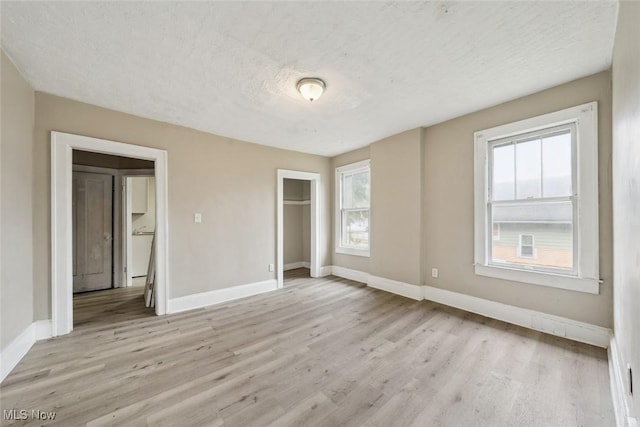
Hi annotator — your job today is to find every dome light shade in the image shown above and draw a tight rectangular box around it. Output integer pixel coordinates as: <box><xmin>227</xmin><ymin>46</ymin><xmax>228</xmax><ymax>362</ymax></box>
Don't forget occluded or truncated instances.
<box><xmin>297</xmin><ymin>78</ymin><xmax>326</xmax><ymax>102</ymax></box>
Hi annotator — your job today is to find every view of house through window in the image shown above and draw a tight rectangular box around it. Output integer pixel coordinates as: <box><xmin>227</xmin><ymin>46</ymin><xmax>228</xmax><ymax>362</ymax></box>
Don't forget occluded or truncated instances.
<box><xmin>336</xmin><ymin>160</ymin><xmax>370</xmax><ymax>254</ymax></box>
<box><xmin>489</xmin><ymin>124</ymin><xmax>575</xmax><ymax>273</ymax></box>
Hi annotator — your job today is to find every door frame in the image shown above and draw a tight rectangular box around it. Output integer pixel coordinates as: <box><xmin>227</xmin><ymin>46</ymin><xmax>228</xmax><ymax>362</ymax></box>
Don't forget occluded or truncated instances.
<box><xmin>51</xmin><ymin>131</ymin><xmax>169</xmax><ymax>336</ymax></box>
<box><xmin>276</xmin><ymin>170</ymin><xmax>321</xmax><ymax>288</ymax></box>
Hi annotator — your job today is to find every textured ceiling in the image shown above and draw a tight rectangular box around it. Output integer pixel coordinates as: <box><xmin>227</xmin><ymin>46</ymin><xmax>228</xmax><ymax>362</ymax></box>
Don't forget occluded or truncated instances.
<box><xmin>1</xmin><ymin>1</ymin><xmax>618</xmax><ymax>156</ymax></box>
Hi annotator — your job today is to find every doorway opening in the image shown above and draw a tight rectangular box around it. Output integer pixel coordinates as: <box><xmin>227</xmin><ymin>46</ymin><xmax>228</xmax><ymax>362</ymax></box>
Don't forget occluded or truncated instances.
<box><xmin>71</xmin><ymin>150</ymin><xmax>157</xmax><ymax>327</ymax></box>
<box><xmin>282</xmin><ymin>178</ymin><xmax>312</xmax><ymax>281</ymax></box>
<box><xmin>276</xmin><ymin>170</ymin><xmax>321</xmax><ymax>288</ymax></box>
<box><xmin>52</xmin><ymin>132</ymin><xmax>169</xmax><ymax>336</ymax></box>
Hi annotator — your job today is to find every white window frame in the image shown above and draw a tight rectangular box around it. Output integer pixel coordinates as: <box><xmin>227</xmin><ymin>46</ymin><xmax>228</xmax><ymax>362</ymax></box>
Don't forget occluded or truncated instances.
<box><xmin>474</xmin><ymin>102</ymin><xmax>599</xmax><ymax>294</ymax></box>
<box><xmin>335</xmin><ymin>159</ymin><xmax>371</xmax><ymax>257</ymax></box>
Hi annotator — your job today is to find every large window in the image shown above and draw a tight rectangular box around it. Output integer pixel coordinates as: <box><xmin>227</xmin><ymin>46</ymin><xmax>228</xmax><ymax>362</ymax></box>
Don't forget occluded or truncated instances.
<box><xmin>489</xmin><ymin>123</ymin><xmax>575</xmax><ymax>272</ymax></box>
<box><xmin>474</xmin><ymin>102</ymin><xmax>599</xmax><ymax>293</ymax></box>
<box><xmin>335</xmin><ymin>160</ymin><xmax>370</xmax><ymax>256</ymax></box>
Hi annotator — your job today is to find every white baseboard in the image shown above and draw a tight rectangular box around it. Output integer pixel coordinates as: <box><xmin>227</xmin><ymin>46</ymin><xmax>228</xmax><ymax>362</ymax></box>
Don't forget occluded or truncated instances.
<box><xmin>318</xmin><ymin>266</ymin><xmax>333</xmax><ymax>277</ymax></box>
<box><xmin>368</xmin><ymin>275</ymin><xmax>424</xmax><ymax>301</ymax></box>
<box><xmin>422</xmin><ymin>284</ymin><xmax>610</xmax><ymax>348</ymax></box>
<box><xmin>329</xmin><ymin>264</ymin><xmax>610</xmax><ymax>348</ymax></box>
<box><xmin>0</xmin><ymin>323</ymin><xmax>35</xmax><ymax>383</ymax></box>
<box><xmin>167</xmin><ymin>279</ymin><xmax>278</xmax><ymax>314</ymax></box>
<box><xmin>329</xmin><ymin>266</ymin><xmax>423</xmax><ymax>301</ymax></box>
<box><xmin>34</xmin><ymin>320</ymin><xmax>52</xmax><ymax>340</ymax></box>
<box><xmin>284</xmin><ymin>261</ymin><xmax>310</xmax><ymax>271</ymax></box>
<box><xmin>1</xmin><ymin>320</ymin><xmax>53</xmax><ymax>383</ymax></box>
<box><xmin>331</xmin><ymin>265</ymin><xmax>370</xmax><ymax>283</ymax></box>
<box><xmin>609</xmin><ymin>334</ymin><xmax>638</xmax><ymax>427</ymax></box>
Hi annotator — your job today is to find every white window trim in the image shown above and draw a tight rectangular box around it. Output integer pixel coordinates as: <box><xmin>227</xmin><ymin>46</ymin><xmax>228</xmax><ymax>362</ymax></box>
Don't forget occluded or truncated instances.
<box><xmin>335</xmin><ymin>159</ymin><xmax>371</xmax><ymax>257</ymax></box>
<box><xmin>474</xmin><ymin>102</ymin><xmax>599</xmax><ymax>294</ymax></box>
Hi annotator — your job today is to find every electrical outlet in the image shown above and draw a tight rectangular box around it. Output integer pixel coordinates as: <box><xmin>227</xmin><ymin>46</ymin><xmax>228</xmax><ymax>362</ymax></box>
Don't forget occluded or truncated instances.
<box><xmin>431</xmin><ymin>268</ymin><xmax>439</xmax><ymax>278</ymax></box>
<box><xmin>269</xmin><ymin>264</ymin><xmax>274</xmax><ymax>272</ymax></box>
<box><xmin>628</xmin><ymin>364</ymin><xmax>634</xmax><ymax>396</ymax></box>
<box><xmin>194</xmin><ymin>213</ymin><xmax>202</xmax><ymax>223</ymax></box>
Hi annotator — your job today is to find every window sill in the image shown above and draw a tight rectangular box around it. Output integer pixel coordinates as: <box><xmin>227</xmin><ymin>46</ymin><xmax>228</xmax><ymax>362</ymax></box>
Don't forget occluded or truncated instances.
<box><xmin>475</xmin><ymin>264</ymin><xmax>600</xmax><ymax>294</ymax></box>
<box><xmin>335</xmin><ymin>247</ymin><xmax>370</xmax><ymax>257</ymax></box>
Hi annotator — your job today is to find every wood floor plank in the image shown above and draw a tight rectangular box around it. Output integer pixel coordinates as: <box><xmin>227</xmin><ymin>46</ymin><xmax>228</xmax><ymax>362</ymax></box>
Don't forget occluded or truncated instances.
<box><xmin>0</xmin><ymin>268</ymin><xmax>614</xmax><ymax>426</ymax></box>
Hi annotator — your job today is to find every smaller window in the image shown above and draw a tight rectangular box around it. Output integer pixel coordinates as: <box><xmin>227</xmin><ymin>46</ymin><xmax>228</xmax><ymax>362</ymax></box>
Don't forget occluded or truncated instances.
<box><xmin>518</xmin><ymin>234</ymin><xmax>535</xmax><ymax>258</ymax></box>
<box><xmin>335</xmin><ymin>160</ymin><xmax>370</xmax><ymax>257</ymax></box>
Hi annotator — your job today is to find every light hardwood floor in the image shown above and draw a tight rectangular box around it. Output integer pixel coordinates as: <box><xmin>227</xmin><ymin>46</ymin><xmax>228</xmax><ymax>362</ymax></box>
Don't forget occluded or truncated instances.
<box><xmin>1</xmin><ymin>269</ymin><xmax>613</xmax><ymax>426</ymax></box>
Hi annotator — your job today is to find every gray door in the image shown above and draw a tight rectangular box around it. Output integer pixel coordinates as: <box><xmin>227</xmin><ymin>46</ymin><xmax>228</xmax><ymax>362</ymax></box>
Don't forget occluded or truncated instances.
<box><xmin>73</xmin><ymin>172</ymin><xmax>113</xmax><ymax>293</ymax></box>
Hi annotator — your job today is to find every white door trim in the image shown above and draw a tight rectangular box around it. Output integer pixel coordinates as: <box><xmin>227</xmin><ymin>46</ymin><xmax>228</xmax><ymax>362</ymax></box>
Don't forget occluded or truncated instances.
<box><xmin>51</xmin><ymin>131</ymin><xmax>169</xmax><ymax>336</ymax></box>
<box><xmin>277</xmin><ymin>170</ymin><xmax>321</xmax><ymax>288</ymax></box>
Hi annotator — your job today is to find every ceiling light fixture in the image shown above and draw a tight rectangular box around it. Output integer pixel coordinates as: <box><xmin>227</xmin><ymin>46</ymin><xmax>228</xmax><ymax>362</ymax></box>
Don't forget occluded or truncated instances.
<box><xmin>297</xmin><ymin>78</ymin><xmax>326</xmax><ymax>102</ymax></box>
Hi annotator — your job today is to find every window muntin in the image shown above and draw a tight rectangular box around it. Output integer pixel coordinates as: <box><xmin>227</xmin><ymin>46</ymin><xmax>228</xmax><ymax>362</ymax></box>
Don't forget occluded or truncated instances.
<box><xmin>488</xmin><ymin>124</ymin><xmax>576</xmax><ymax>274</ymax></box>
<box><xmin>336</xmin><ymin>161</ymin><xmax>370</xmax><ymax>255</ymax></box>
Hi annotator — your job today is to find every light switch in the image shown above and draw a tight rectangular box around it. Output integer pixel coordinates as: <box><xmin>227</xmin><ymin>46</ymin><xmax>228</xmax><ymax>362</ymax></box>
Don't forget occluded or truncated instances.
<box><xmin>431</xmin><ymin>268</ymin><xmax>439</xmax><ymax>278</ymax></box>
<box><xmin>194</xmin><ymin>213</ymin><xmax>202</xmax><ymax>223</ymax></box>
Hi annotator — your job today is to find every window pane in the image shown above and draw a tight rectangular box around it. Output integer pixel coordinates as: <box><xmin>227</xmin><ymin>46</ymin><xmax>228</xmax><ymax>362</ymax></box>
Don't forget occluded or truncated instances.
<box><xmin>492</xmin><ymin>143</ymin><xmax>515</xmax><ymax>201</ymax></box>
<box><xmin>542</xmin><ymin>131</ymin><xmax>572</xmax><ymax>197</ymax></box>
<box><xmin>341</xmin><ymin>209</ymin><xmax>369</xmax><ymax>249</ymax></box>
<box><xmin>520</xmin><ymin>245</ymin><xmax>534</xmax><ymax>257</ymax></box>
<box><xmin>515</xmin><ymin>138</ymin><xmax>541</xmax><ymax>199</ymax></box>
<box><xmin>491</xmin><ymin>201</ymin><xmax>573</xmax><ymax>272</ymax></box>
<box><xmin>342</xmin><ymin>171</ymin><xmax>370</xmax><ymax>209</ymax></box>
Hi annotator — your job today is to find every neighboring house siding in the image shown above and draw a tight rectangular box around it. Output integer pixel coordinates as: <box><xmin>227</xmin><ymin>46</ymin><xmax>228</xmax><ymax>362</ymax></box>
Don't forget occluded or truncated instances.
<box><xmin>495</xmin><ymin>223</ymin><xmax>572</xmax><ymax>249</ymax></box>
<box><xmin>493</xmin><ymin>223</ymin><xmax>572</xmax><ymax>269</ymax></box>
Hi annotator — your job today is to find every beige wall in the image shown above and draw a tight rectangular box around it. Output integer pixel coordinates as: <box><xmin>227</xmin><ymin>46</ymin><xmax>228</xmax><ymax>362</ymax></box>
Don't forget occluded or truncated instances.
<box><xmin>612</xmin><ymin>0</ymin><xmax>640</xmax><ymax>417</ymax></box>
<box><xmin>1</xmin><ymin>52</ymin><xmax>35</xmax><ymax>349</ymax></box>
<box><xmin>33</xmin><ymin>93</ymin><xmax>332</xmax><ymax>319</ymax></box>
<box><xmin>283</xmin><ymin>178</ymin><xmax>304</xmax><ymax>201</ymax></box>
<box><xmin>302</xmin><ymin>204</ymin><xmax>310</xmax><ymax>263</ymax></box>
<box><xmin>283</xmin><ymin>205</ymin><xmax>304</xmax><ymax>264</ymax></box>
<box><xmin>330</xmin><ymin>130</ymin><xmax>424</xmax><ymax>286</ymax></box>
<box><xmin>331</xmin><ymin>146</ymin><xmax>371</xmax><ymax>272</ymax></box>
<box><xmin>332</xmin><ymin>71</ymin><xmax>613</xmax><ymax>328</ymax></box>
<box><xmin>370</xmin><ymin>129</ymin><xmax>423</xmax><ymax>285</ymax></box>
<box><xmin>423</xmin><ymin>71</ymin><xmax>612</xmax><ymax>327</ymax></box>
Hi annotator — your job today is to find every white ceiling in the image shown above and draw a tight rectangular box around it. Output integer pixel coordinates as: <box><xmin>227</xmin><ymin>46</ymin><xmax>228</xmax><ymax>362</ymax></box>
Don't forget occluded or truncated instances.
<box><xmin>1</xmin><ymin>1</ymin><xmax>618</xmax><ymax>157</ymax></box>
